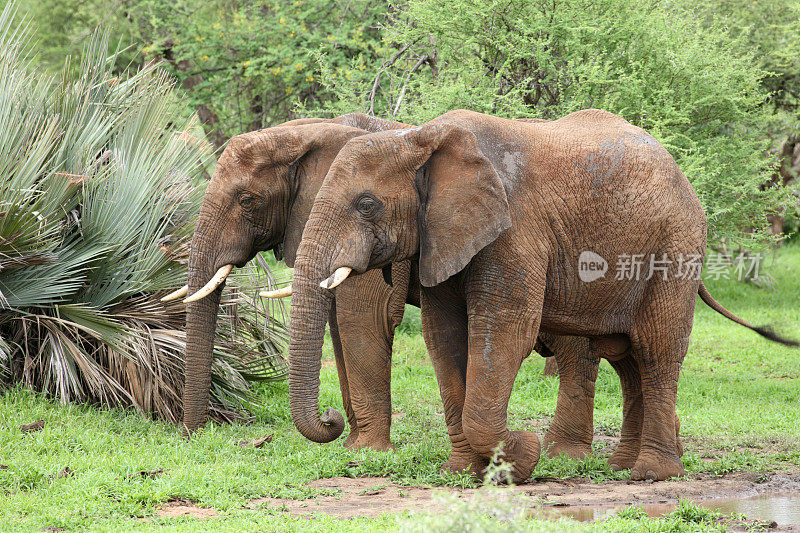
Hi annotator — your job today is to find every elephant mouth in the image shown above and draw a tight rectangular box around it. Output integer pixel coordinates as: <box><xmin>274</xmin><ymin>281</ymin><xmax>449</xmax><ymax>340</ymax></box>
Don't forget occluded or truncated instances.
<box><xmin>272</xmin><ymin>242</ymin><xmax>284</xmax><ymax>261</ymax></box>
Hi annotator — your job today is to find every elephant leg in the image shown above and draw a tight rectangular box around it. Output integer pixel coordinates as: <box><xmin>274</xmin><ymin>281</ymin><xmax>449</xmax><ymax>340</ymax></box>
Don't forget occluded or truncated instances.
<box><xmin>607</xmin><ymin>354</ymin><xmax>643</xmax><ymax>471</ymax></box>
<box><xmin>462</xmin><ymin>311</ymin><xmax>542</xmax><ymax>484</ymax></box>
<box><xmin>542</xmin><ymin>336</ymin><xmax>598</xmax><ymax>460</ymax></box>
<box><xmin>542</xmin><ymin>356</ymin><xmax>559</xmax><ymax>376</ymax></box>
<box><xmin>421</xmin><ymin>283</ymin><xmax>488</xmax><ymax>476</ymax></box>
<box><xmin>334</xmin><ymin>273</ymin><xmax>402</xmax><ymax>451</ymax></box>
<box><xmin>328</xmin><ymin>304</ymin><xmax>361</xmax><ymax>448</ymax></box>
<box><xmin>628</xmin><ymin>296</ymin><xmax>692</xmax><ymax>481</ymax></box>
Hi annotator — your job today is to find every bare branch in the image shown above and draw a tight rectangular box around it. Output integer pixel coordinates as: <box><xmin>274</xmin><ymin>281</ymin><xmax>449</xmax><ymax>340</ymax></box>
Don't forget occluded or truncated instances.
<box><xmin>392</xmin><ymin>55</ymin><xmax>429</xmax><ymax>118</ymax></box>
<box><xmin>368</xmin><ymin>39</ymin><xmax>419</xmax><ymax>115</ymax></box>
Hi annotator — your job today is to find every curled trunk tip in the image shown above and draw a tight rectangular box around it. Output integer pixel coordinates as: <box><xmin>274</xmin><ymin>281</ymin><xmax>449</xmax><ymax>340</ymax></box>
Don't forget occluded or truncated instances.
<box><xmin>293</xmin><ymin>407</ymin><xmax>345</xmax><ymax>443</ymax></box>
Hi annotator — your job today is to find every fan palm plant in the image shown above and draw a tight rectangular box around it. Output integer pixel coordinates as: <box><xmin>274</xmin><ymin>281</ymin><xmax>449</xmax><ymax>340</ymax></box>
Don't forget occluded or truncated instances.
<box><xmin>0</xmin><ymin>2</ymin><xmax>287</xmax><ymax>423</ymax></box>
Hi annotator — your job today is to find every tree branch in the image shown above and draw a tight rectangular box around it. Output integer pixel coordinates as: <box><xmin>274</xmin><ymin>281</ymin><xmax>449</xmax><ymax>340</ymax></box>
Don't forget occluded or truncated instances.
<box><xmin>392</xmin><ymin>54</ymin><xmax>429</xmax><ymax>118</ymax></box>
<box><xmin>367</xmin><ymin>39</ymin><xmax>419</xmax><ymax>115</ymax></box>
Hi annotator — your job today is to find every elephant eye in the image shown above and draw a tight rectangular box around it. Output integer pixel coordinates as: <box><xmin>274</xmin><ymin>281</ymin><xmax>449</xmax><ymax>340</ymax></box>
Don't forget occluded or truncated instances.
<box><xmin>239</xmin><ymin>195</ymin><xmax>255</xmax><ymax>210</ymax></box>
<box><xmin>356</xmin><ymin>195</ymin><xmax>377</xmax><ymax>215</ymax></box>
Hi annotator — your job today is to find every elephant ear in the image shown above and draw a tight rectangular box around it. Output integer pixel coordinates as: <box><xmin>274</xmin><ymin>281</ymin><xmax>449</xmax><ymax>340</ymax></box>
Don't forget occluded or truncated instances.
<box><xmin>409</xmin><ymin>124</ymin><xmax>512</xmax><ymax>287</ymax></box>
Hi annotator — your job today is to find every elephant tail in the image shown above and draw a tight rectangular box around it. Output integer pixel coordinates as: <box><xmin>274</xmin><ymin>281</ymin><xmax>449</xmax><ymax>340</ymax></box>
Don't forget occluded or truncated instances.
<box><xmin>698</xmin><ymin>281</ymin><xmax>799</xmax><ymax>346</ymax></box>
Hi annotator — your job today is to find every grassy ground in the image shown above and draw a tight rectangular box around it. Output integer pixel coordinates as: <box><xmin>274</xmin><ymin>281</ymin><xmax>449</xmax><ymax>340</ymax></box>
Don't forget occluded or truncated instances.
<box><xmin>1</xmin><ymin>245</ymin><xmax>799</xmax><ymax>531</ymax></box>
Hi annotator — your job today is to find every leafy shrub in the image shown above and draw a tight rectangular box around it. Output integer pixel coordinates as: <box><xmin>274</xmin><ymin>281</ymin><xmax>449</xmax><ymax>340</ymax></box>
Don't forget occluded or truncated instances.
<box><xmin>0</xmin><ymin>2</ymin><xmax>287</xmax><ymax>423</ymax></box>
<box><xmin>127</xmin><ymin>0</ymin><xmax>388</xmax><ymax>145</ymax></box>
<box><xmin>313</xmin><ymin>0</ymin><xmax>799</xmax><ymax>248</ymax></box>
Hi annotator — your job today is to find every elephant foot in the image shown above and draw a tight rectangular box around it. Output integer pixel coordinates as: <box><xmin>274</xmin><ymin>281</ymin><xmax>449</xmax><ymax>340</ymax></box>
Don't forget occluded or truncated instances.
<box><xmin>344</xmin><ymin>434</ymin><xmax>395</xmax><ymax>452</ymax></box>
<box><xmin>440</xmin><ymin>448</ymin><xmax>490</xmax><ymax>478</ymax></box>
<box><xmin>608</xmin><ymin>440</ymin><xmax>640</xmax><ymax>471</ymax></box>
<box><xmin>499</xmin><ymin>430</ymin><xmax>541</xmax><ymax>484</ymax></box>
<box><xmin>343</xmin><ymin>430</ymin><xmax>359</xmax><ymax>449</ymax></box>
<box><xmin>542</xmin><ymin>431</ymin><xmax>592</xmax><ymax>460</ymax></box>
<box><xmin>630</xmin><ymin>451</ymin><xmax>685</xmax><ymax>481</ymax></box>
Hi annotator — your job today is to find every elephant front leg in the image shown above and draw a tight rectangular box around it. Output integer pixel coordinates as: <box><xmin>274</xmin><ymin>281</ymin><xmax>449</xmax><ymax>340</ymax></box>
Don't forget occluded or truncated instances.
<box><xmin>334</xmin><ymin>298</ymin><xmax>395</xmax><ymax>451</ymax></box>
<box><xmin>421</xmin><ymin>285</ymin><xmax>488</xmax><ymax>477</ymax></box>
<box><xmin>462</xmin><ymin>312</ymin><xmax>542</xmax><ymax>484</ymax></box>
<box><xmin>541</xmin><ymin>335</ymin><xmax>598</xmax><ymax>460</ymax></box>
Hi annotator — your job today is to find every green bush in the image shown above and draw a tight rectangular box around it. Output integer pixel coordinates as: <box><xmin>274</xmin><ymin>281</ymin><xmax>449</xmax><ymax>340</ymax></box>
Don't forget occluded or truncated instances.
<box><xmin>0</xmin><ymin>2</ymin><xmax>287</xmax><ymax>423</ymax></box>
<box><xmin>313</xmin><ymin>0</ymin><xmax>799</xmax><ymax>248</ymax></box>
<box><xmin>126</xmin><ymin>0</ymin><xmax>388</xmax><ymax>145</ymax></box>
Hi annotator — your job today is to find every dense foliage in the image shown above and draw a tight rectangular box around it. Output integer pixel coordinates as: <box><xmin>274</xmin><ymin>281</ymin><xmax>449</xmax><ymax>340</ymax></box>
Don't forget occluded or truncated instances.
<box><xmin>128</xmin><ymin>0</ymin><xmax>388</xmax><ymax>146</ymax></box>
<box><xmin>0</xmin><ymin>3</ymin><xmax>287</xmax><ymax>422</ymax></box>
<box><xmin>3</xmin><ymin>0</ymin><xmax>799</xmax><ymax>275</ymax></box>
<box><xmin>314</xmin><ymin>0</ymin><xmax>800</xmax><ymax>248</ymax></box>
<box><xmin>11</xmin><ymin>0</ymin><xmax>800</xmax><ymax>249</ymax></box>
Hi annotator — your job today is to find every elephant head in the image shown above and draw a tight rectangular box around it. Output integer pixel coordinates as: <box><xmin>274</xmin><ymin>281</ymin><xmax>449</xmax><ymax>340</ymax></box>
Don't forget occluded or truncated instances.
<box><xmin>178</xmin><ymin>122</ymin><xmax>366</xmax><ymax>435</ymax></box>
<box><xmin>288</xmin><ymin>120</ymin><xmax>512</xmax><ymax>443</ymax></box>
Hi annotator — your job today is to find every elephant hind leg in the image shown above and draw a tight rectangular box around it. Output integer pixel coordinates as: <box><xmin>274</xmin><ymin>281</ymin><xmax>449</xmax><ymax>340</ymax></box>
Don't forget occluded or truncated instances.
<box><xmin>607</xmin><ymin>352</ymin><xmax>685</xmax><ymax>472</ymax></box>
<box><xmin>627</xmin><ymin>298</ymin><xmax>693</xmax><ymax>481</ymax></box>
<box><xmin>607</xmin><ymin>354</ymin><xmax>643</xmax><ymax>471</ymax></box>
<box><xmin>541</xmin><ymin>335</ymin><xmax>598</xmax><ymax>460</ymax></box>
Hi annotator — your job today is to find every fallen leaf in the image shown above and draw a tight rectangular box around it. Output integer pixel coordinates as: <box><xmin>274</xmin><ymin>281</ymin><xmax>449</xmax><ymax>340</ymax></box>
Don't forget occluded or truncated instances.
<box><xmin>0</xmin><ymin>465</ymin><xmax>8</xmax><ymax>470</ymax></box>
<box><xmin>129</xmin><ymin>468</ymin><xmax>164</xmax><ymax>480</ymax></box>
<box><xmin>21</xmin><ymin>420</ymin><xmax>45</xmax><ymax>433</ymax></box>
<box><xmin>48</xmin><ymin>467</ymin><xmax>73</xmax><ymax>480</ymax></box>
<box><xmin>236</xmin><ymin>434</ymin><xmax>273</xmax><ymax>448</ymax></box>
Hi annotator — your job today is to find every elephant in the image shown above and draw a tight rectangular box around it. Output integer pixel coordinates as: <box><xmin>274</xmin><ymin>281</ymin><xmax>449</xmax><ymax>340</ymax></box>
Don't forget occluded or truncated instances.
<box><xmin>283</xmin><ymin>108</ymin><xmax>796</xmax><ymax>482</ymax></box>
<box><xmin>174</xmin><ymin>111</ymin><xmax>687</xmax><ymax>462</ymax></box>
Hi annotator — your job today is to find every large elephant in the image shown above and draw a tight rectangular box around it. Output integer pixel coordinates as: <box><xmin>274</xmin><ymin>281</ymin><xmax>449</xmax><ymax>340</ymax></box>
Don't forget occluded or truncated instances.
<box><xmin>285</xmin><ymin>109</ymin><xmax>795</xmax><ymax>482</ymax></box>
<box><xmin>175</xmin><ymin>111</ymin><xmax>682</xmax><ymax>461</ymax></box>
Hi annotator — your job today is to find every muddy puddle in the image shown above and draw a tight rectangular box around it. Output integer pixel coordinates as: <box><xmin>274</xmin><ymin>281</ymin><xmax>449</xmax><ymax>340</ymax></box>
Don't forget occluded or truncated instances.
<box><xmin>545</xmin><ymin>492</ymin><xmax>800</xmax><ymax>524</ymax></box>
<box><xmin>251</xmin><ymin>471</ymin><xmax>800</xmax><ymax>529</ymax></box>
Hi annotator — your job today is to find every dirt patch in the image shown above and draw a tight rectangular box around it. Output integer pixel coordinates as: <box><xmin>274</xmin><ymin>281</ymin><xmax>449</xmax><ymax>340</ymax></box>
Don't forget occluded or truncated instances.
<box><xmin>251</xmin><ymin>477</ymin><xmax>437</xmax><ymax>519</ymax></box>
<box><xmin>156</xmin><ymin>499</ymin><xmax>219</xmax><ymax>519</ymax></box>
<box><xmin>20</xmin><ymin>420</ymin><xmax>45</xmax><ymax>433</ymax></box>
<box><xmin>251</xmin><ymin>471</ymin><xmax>800</xmax><ymax>526</ymax></box>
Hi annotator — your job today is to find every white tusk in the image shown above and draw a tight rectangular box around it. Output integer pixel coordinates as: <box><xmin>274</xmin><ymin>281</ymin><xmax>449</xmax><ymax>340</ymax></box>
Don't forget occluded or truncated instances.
<box><xmin>161</xmin><ymin>285</ymin><xmax>188</xmax><ymax>302</ymax></box>
<box><xmin>183</xmin><ymin>264</ymin><xmax>234</xmax><ymax>303</ymax></box>
<box><xmin>259</xmin><ymin>284</ymin><xmax>293</xmax><ymax>298</ymax></box>
<box><xmin>320</xmin><ymin>267</ymin><xmax>353</xmax><ymax>290</ymax></box>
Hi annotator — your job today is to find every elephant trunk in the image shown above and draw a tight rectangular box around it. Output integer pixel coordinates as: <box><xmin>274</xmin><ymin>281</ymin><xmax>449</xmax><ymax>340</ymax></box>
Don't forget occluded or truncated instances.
<box><xmin>182</xmin><ymin>223</ymin><xmax>224</xmax><ymax>435</ymax></box>
<box><xmin>288</xmin><ymin>231</ymin><xmax>345</xmax><ymax>443</ymax></box>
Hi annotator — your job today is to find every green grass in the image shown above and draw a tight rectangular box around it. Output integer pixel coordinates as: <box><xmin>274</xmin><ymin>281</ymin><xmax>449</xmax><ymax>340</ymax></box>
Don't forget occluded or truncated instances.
<box><xmin>2</xmin><ymin>245</ymin><xmax>800</xmax><ymax>531</ymax></box>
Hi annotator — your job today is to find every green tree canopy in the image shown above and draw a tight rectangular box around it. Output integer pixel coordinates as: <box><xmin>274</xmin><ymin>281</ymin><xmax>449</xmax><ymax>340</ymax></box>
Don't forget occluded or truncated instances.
<box><xmin>312</xmin><ymin>0</ymin><xmax>800</xmax><ymax>247</ymax></box>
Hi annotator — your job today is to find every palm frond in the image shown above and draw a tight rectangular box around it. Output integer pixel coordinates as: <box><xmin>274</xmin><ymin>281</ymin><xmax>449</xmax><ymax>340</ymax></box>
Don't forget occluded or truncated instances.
<box><xmin>0</xmin><ymin>1</ymin><xmax>287</xmax><ymax>422</ymax></box>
